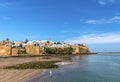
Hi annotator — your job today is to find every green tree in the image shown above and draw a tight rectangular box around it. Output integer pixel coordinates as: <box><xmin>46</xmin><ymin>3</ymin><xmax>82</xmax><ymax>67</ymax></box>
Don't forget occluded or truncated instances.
<box><xmin>6</xmin><ymin>38</ymin><xmax>9</xmax><ymax>41</ymax></box>
<box><xmin>63</xmin><ymin>47</ymin><xmax>73</xmax><ymax>54</ymax></box>
<box><xmin>45</xmin><ymin>47</ymin><xmax>74</xmax><ymax>55</ymax></box>
<box><xmin>46</xmin><ymin>48</ymin><xmax>54</xmax><ymax>54</ymax></box>
<box><xmin>19</xmin><ymin>44</ymin><xmax>23</xmax><ymax>47</ymax></box>
<box><xmin>56</xmin><ymin>48</ymin><xmax>63</xmax><ymax>54</ymax></box>
<box><xmin>25</xmin><ymin>39</ymin><xmax>29</xmax><ymax>43</ymax></box>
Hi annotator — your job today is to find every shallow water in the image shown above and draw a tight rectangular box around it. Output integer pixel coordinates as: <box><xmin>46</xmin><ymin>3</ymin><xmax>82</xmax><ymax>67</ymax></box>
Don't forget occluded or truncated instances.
<box><xmin>28</xmin><ymin>54</ymin><xmax>120</xmax><ymax>82</ymax></box>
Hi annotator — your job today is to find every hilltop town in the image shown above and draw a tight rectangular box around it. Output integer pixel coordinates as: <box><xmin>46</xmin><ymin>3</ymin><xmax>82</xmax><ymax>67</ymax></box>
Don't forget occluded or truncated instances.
<box><xmin>0</xmin><ymin>38</ymin><xmax>90</xmax><ymax>56</ymax></box>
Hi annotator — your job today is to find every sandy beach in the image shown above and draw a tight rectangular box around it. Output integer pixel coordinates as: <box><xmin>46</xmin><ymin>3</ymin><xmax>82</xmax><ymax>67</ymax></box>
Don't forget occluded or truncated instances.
<box><xmin>0</xmin><ymin>56</ymin><xmax>61</xmax><ymax>82</ymax></box>
<box><xmin>0</xmin><ymin>69</ymin><xmax>43</xmax><ymax>82</ymax></box>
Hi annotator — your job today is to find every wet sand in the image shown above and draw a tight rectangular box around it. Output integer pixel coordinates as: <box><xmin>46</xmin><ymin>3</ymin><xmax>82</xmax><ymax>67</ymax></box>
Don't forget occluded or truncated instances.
<box><xmin>25</xmin><ymin>69</ymin><xmax>50</xmax><ymax>82</ymax></box>
<box><xmin>0</xmin><ymin>56</ymin><xmax>61</xmax><ymax>82</ymax></box>
<box><xmin>0</xmin><ymin>69</ymin><xmax>43</xmax><ymax>82</ymax></box>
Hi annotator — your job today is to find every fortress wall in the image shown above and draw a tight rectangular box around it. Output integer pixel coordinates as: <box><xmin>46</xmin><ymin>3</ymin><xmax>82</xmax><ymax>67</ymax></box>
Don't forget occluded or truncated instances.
<box><xmin>26</xmin><ymin>44</ymin><xmax>40</xmax><ymax>55</ymax></box>
<box><xmin>0</xmin><ymin>46</ymin><xmax>12</xmax><ymax>55</ymax></box>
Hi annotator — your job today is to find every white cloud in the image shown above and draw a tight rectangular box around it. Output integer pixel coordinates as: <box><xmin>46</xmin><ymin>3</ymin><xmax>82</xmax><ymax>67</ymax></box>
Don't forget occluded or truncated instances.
<box><xmin>66</xmin><ymin>33</ymin><xmax>120</xmax><ymax>44</ymax></box>
<box><xmin>97</xmin><ymin>0</ymin><xmax>115</xmax><ymax>5</ymax></box>
<box><xmin>109</xmin><ymin>0</ymin><xmax>116</xmax><ymax>3</ymax></box>
<box><xmin>85</xmin><ymin>16</ymin><xmax>120</xmax><ymax>24</ymax></box>
<box><xmin>98</xmin><ymin>0</ymin><xmax>106</xmax><ymax>5</ymax></box>
<box><xmin>111</xmin><ymin>16</ymin><xmax>120</xmax><ymax>20</ymax></box>
<box><xmin>85</xmin><ymin>20</ymin><xmax>98</xmax><ymax>24</ymax></box>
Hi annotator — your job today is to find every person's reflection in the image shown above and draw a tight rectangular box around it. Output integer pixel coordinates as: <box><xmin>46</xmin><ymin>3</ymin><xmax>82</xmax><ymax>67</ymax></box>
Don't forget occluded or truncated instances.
<box><xmin>49</xmin><ymin>70</ymin><xmax>53</xmax><ymax>82</ymax></box>
<box><xmin>49</xmin><ymin>77</ymin><xmax>52</xmax><ymax>82</ymax></box>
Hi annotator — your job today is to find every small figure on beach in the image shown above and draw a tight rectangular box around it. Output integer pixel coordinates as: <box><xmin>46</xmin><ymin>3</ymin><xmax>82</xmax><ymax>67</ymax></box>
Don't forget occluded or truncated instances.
<box><xmin>49</xmin><ymin>70</ymin><xmax>52</xmax><ymax>78</ymax></box>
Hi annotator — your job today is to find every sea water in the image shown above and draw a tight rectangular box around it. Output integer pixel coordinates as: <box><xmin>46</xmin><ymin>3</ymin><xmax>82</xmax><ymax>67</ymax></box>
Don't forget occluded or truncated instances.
<box><xmin>28</xmin><ymin>54</ymin><xmax>120</xmax><ymax>82</ymax></box>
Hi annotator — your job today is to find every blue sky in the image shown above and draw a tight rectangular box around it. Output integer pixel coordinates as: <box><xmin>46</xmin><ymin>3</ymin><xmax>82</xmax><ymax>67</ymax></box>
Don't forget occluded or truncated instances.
<box><xmin>0</xmin><ymin>0</ymin><xmax>120</xmax><ymax>52</ymax></box>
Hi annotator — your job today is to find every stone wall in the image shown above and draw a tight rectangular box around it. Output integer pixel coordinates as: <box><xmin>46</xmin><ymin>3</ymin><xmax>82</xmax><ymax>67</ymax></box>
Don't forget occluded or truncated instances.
<box><xmin>80</xmin><ymin>44</ymin><xmax>90</xmax><ymax>53</ymax></box>
<box><xmin>0</xmin><ymin>43</ymin><xmax>90</xmax><ymax>56</ymax></box>
<box><xmin>0</xmin><ymin>46</ymin><xmax>12</xmax><ymax>55</ymax></box>
<box><xmin>12</xmin><ymin>48</ymin><xmax>18</xmax><ymax>56</ymax></box>
<box><xmin>0</xmin><ymin>44</ymin><xmax>45</xmax><ymax>56</ymax></box>
<box><xmin>25</xmin><ymin>44</ymin><xmax>40</xmax><ymax>55</ymax></box>
<box><xmin>72</xmin><ymin>45</ymin><xmax>80</xmax><ymax>54</ymax></box>
<box><xmin>72</xmin><ymin>43</ymin><xmax>90</xmax><ymax>54</ymax></box>
<box><xmin>39</xmin><ymin>47</ymin><xmax>45</xmax><ymax>54</ymax></box>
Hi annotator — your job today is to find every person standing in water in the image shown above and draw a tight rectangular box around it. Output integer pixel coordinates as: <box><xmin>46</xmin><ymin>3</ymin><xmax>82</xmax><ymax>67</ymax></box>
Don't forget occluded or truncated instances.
<box><xmin>49</xmin><ymin>70</ymin><xmax>52</xmax><ymax>78</ymax></box>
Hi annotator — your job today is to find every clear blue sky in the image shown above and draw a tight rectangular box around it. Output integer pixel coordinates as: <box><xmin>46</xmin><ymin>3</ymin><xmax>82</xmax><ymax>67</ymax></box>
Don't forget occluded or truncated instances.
<box><xmin>0</xmin><ymin>0</ymin><xmax>120</xmax><ymax>52</ymax></box>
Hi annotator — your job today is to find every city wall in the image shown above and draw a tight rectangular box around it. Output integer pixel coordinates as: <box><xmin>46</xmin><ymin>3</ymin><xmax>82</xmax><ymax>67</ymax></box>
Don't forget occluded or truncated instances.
<box><xmin>0</xmin><ymin>46</ymin><xmax>12</xmax><ymax>56</ymax></box>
